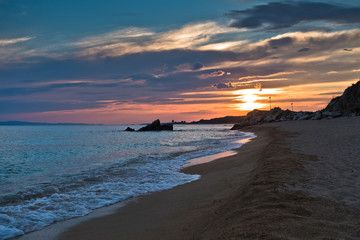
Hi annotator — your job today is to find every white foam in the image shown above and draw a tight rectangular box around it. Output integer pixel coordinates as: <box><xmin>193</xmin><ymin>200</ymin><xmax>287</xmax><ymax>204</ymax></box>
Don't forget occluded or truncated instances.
<box><xmin>0</xmin><ymin>226</ymin><xmax>23</xmax><ymax>240</ymax></box>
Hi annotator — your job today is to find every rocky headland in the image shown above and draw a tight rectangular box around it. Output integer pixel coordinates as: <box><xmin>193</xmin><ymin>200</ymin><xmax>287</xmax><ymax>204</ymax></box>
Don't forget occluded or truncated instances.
<box><xmin>231</xmin><ymin>81</ymin><xmax>360</xmax><ymax>130</ymax></box>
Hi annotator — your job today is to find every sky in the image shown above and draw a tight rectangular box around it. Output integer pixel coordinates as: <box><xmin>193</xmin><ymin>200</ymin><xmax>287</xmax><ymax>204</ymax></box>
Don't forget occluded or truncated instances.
<box><xmin>1</xmin><ymin>0</ymin><xmax>360</xmax><ymax>124</ymax></box>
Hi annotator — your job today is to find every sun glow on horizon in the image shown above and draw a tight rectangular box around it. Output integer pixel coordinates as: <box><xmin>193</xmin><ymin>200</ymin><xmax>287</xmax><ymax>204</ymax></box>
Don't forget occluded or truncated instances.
<box><xmin>233</xmin><ymin>88</ymin><xmax>282</xmax><ymax>111</ymax></box>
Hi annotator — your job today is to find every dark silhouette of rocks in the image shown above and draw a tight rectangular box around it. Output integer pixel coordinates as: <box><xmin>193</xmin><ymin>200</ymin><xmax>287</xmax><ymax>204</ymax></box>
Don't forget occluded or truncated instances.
<box><xmin>125</xmin><ymin>127</ymin><xmax>135</xmax><ymax>131</ymax></box>
<box><xmin>231</xmin><ymin>107</ymin><xmax>308</xmax><ymax>130</ymax></box>
<box><xmin>231</xmin><ymin>81</ymin><xmax>360</xmax><ymax>130</ymax></box>
<box><xmin>231</xmin><ymin>108</ymin><xmax>324</xmax><ymax>130</ymax></box>
<box><xmin>191</xmin><ymin>116</ymin><xmax>244</xmax><ymax>124</ymax></box>
<box><xmin>324</xmin><ymin>81</ymin><xmax>360</xmax><ymax>116</ymax></box>
<box><xmin>314</xmin><ymin>110</ymin><xmax>322</xmax><ymax>120</ymax></box>
<box><xmin>137</xmin><ymin>119</ymin><xmax>173</xmax><ymax>131</ymax></box>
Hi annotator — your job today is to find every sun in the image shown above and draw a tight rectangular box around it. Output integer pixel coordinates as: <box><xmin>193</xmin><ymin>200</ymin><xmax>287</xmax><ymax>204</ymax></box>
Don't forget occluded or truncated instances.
<box><xmin>238</xmin><ymin>93</ymin><xmax>267</xmax><ymax>110</ymax></box>
<box><xmin>232</xmin><ymin>88</ymin><xmax>281</xmax><ymax>111</ymax></box>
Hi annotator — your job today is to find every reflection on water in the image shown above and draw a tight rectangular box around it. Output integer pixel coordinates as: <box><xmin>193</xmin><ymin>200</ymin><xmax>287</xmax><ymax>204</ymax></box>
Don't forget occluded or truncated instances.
<box><xmin>183</xmin><ymin>135</ymin><xmax>255</xmax><ymax>167</ymax></box>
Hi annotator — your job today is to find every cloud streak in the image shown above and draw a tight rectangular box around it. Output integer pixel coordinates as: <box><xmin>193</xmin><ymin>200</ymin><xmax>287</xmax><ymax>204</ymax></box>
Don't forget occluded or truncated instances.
<box><xmin>0</xmin><ymin>37</ymin><xmax>32</xmax><ymax>45</ymax></box>
<box><xmin>72</xmin><ymin>22</ymin><xmax>243</xmax><ymax>58</ymax></box>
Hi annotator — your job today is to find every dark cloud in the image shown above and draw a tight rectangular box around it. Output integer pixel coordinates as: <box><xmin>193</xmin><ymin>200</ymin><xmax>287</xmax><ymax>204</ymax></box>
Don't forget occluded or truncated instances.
<box><xmin>214</xmin><ymin>82</ymin><xmax>233</xmax><ymax>89</ymax></box>
<box><xmin>227</xmin><ymin>2</ymin><xmax>360</xmax><ymax>30</ymax></box>
<box><xmin>298</xmin><ymin>47</ymin><xmax>311</xmax><ymax>52</ymax></box>
<box><xmin>268</xmin><ymin>37</ymin><xmax>293</xmax><ymax>49</ymax></box>
<box><xmin>136</xmin><ymin>98</ymin><xmax>233</xmax><ymax>105</ymax></box>
<box><xmin>192</xmin><ymin>62</ymin><xmax>203</xmax><ymax>70</ymax></box>
<box><xmin>181</xmin><ymin>110</ymin><xmax>215</xmax><ymax>115</ymax></box>
<box><xmin>318</xmin><ymin>91</ymin><xmax>343</xmax><ymax>96</ymax></box>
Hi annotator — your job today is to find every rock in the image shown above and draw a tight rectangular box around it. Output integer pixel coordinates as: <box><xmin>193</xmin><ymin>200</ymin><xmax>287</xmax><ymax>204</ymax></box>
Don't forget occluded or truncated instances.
<box><xmin>231</xmin><ymin>108</ymin><xmax>292</xmax><ymax>129</ymax></box>
<box><xmin>264</xmin><ymin>114</ymin><xmax>274</xmax><ymax>122</ymax></box>
<box><xmin>125</xmin><ymin>127</ymin><xmax>135</xmax><ymax>131</ymax></box>
<box><xmin>298</xmin><ymin>113</ymin><xmax>310</xmax><ymax>120</ymax></box>
<box><xmin>322</xmin><ymin>111</ymin><xmax>342</xmax><ymax>118</ymax></box>
<box><xmin>160</xmin><ymin>124</ymin><xmax>173</xmax><ymax>131</ymax></box>
<box><xmin>231</xmin><ymin>121</ymin><xmax>250</xmax><ymax>130</ymax></box>
<box><xmin>324</xmin><ymin>80</ymin><xmax>360</xmax><ymax>115</ymax></box>
<box><xmin>137</xmin><ymin>119</ymin><xmax>173</xmax><ymax>131</ymax></box>
<box><xmin>231</xmin><ymin>108</ymin><xmax>293</xmax><ymax>129</ymax></box>
<box><xmin>313</xmin><ymin>111</ymin><xmax>322</xmax><ymax>120</ymax></box>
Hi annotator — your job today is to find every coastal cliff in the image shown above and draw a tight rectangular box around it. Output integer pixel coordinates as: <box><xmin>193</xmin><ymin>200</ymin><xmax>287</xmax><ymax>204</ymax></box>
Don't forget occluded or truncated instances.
<box><xmin>324</xmin><ymin>81</ymin><xmax>360</xmax><ymax>115</ymax></box>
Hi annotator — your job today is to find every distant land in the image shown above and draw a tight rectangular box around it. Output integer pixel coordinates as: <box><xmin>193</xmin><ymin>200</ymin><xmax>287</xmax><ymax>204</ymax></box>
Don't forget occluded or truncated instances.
<box><xmin>190</xmin><ymin>116</ymin><xmax>244</xmax><ymax>124</ymax></box>
<box><xmin>168</xmin><ymin>117</ymin><xmax>243</xmax><ymax>125</ymax></box>
<box><xmin>0</xmin><ymin>121</ymin><xmax>99</xmax><ymax>126</ymax></box>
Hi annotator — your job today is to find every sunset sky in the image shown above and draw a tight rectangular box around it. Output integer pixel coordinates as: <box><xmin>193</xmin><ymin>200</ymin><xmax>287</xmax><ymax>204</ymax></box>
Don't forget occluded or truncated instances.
<box><xmin>1</xmin><ymin>0</ymin><xmax>360</xmax><ymax>124</ymax></box>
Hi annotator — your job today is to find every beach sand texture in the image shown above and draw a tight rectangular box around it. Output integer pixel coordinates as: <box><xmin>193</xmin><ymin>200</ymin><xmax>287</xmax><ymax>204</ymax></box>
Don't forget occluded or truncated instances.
<box><xmin>20</xmin><ymin>117</ymin><xmax>360</xmax><ymax>240</ymax></box>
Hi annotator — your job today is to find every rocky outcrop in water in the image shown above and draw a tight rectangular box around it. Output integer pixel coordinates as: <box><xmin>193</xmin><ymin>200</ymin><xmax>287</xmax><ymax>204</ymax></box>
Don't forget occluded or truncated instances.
<box><xmin>324</xmin><ymin>81</ymin><xmax>360</xmax><ymax>116</ymax></box>
<box><xmin>137</xmin><ymin>119</ymin><xmax>173</xmax><ymax>131</ymax></box>
<box><xmin>125</xmin><ymin>127</ymin><xmax>135</xmax><ymax>131</ymax></box>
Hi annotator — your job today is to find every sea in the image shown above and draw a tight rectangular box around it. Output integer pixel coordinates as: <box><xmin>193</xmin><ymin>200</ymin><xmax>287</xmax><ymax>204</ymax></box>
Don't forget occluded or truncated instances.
<box><xmin>0</xmin><ymin>124</ymin><xmax>254</xmax><ymax>239</ymax></box>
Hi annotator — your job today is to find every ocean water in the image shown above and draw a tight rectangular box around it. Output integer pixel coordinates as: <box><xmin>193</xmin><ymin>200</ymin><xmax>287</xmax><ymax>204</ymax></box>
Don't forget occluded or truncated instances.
<box><xmin>0</xmin><ymin>124</ymin><xmax>254</xmax><ymax>239</ymax></box>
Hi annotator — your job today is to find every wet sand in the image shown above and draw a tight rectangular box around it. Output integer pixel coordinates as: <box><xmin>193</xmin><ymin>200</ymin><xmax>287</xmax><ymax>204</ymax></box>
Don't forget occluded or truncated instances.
<box><xmin>20</xmin><ymin>117</ymin><xmax>360</xmax><ymax>239</ymax></box>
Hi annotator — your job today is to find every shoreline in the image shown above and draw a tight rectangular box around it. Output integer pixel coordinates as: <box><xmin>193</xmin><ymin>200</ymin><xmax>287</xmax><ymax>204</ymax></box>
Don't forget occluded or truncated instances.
<box><xmin>15</xmin><ymin>130</ymin><xmax>256</xmax><ymax>240</ymax></box>
<box><xmin>57</xmin><ymin>128</ymin><xmax>268</xmax><ymax>240</ymax></box>
<box><xmin>17</xmin><ymin>117</ymin><xmax>360</xmax><ymax>239</ymax></box>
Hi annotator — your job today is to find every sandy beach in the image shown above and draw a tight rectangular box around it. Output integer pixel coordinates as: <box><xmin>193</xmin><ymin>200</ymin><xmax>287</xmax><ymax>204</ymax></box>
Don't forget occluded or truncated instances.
<box><xmin>18</xmin><ymin>117</ymin><xmax>360</xmax><ymax>240</ymax></box>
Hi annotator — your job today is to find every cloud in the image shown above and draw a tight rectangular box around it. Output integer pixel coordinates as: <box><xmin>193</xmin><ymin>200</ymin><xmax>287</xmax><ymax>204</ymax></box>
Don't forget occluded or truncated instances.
<box><xmin>227</xmin><ymin>2</ymin><xmax>360</xmax><ymax>30</ymax></box>
<box><xmin>298</xmin><ymin>47</ymin><xmax>311</xmax><ymax>52</ymax></box>
<box><xmin>174</xmin><ymin>62</ymin><xmax>204</xmax><ymax>72</ymax></box>
<box><xmin>214</xmin><ymin>82</ymin><xmax>233</xmax><ymax>89</ymax></box>
<box><xmin>211</xmin><ymin>70</ymin><xmax>226</xmax><ymax>77</ymax></box>
<box><xmin>318</xmin><ymin>91</ymin><xmax>343</xmax><ymax>96</ymax></box>
<box><xmin>0</xmin><ymin>22</ymin><xmax>239</xmax><ymax>64</ymax></box>
<box><xmin>198</xmin><ymin>40</ymin><xmax>248</xmax><ymax>51</ymax></box>
<box><xmin>72</xmin><ymin>22</ymin><xmax>242</xmax><ymax>58</ymax></box>
<box><xmin>268</xmin><ymin>37</ymin><xmax>293</xmax><ymax>48</ymax></box>
<box><xmin>73</xmin><ymin>27</ymin><xmax>154</xmax><ymax>48</ymax></box>
<box><xmin>192</xmin><ymin>62</ymin><xmax>203</xmax><ymax>70</ymax></box>
<box><xmin>0</xmin><ymin>37</ymin><xmax>37</xmax><ymax>63</ymax></box>
<box><xmin>197</xmin><ymin>70</ymin><xmax>230</xmax><ymax>80</ymax></box>
<box><xmin>0</xmin><ymin>37</ymin><xmax>32</xmax><ymax>45</ymax></box>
